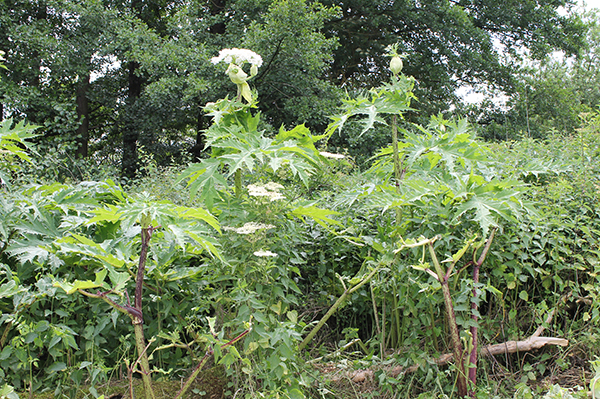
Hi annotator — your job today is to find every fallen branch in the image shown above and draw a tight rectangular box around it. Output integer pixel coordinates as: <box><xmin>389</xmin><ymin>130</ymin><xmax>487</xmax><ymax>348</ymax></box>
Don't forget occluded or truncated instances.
<box><xmin>321</xmin><ymin>333</ymin><xmax>569</xmax><ymax>384</ymax></box>
<box><xmin>425</xmin><ymin>336</ymin><xmax>568</xmax><ymax>370</ymax></box>
<box><xmin>395</xmin><ymin>309</ymin><xmax>567</xmax><ymax>375</ymax></box>
<box><xmin>319</xmin><ymin>310</ymin><xmax>569</xmax><ymax>385</ymax></box>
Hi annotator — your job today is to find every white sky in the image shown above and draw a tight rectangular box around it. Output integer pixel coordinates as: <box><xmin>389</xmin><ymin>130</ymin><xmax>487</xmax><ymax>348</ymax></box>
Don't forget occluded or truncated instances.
<box><xmin>581</xmin><ymin>0</ymin><xmax>600</xmax><ymax>10</ymax></box>
<box><xmin>458</xmin><ymin>0</ymin><xmax>600</xmax><ymax>104</ymax></box>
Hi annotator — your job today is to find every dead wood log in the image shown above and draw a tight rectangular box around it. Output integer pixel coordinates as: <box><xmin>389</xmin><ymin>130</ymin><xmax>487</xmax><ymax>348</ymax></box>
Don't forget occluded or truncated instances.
<box><xmin>393</xmin><ymin>309</ymin><xmax>568</xmax><ymax>376</ymax></box>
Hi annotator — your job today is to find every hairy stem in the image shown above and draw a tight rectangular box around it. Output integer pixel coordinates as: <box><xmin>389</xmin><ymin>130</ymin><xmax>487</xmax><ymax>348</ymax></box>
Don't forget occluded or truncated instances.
<box><xmin>428</xmin><ymin>242</ymin><xmax>467</xmax><ymax>397</ymax></box>
<box><xmin>234</xmin><ymin>169</ymin><xmax>242</xmax><ymax>198</ymax></box>
<box><xmin>134</xmin><ymin>226</ymin><xmax>155</xmax><ymax>399</ymax></box>
<box><xmin>391</xmin><ymin>115</ymin><xmax>403</xmax><ymax>225</ymax></box>
<box><xmin>174</xmin><ymin>329</ymin><xmax>249</xmax><ymax>399</ymax></box>
<box><xmin>467</xmin><ymin>228</ymin><xmax>497</xmax><ymax>397</ymax></box>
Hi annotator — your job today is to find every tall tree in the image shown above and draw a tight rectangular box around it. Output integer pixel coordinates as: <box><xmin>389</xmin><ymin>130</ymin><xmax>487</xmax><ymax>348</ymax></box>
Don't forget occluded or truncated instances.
<box><xmin>243</xmin><ymin>0</ymin><xmax>341</xmax><ymax>130</ymax></box>
<box><xmin>317</xmin><ymin>0</ymin><xmax>587</xmax><ymax>115</ymax></box>
<box><xmin>473</xmin><ymin>9</ymin><xmax>600</xmax><ymax>140</ymax></box>
<box><xmin>0</xmin><ymin>0</ymin><xmax>120</xmax><ymax>157</ymax></box>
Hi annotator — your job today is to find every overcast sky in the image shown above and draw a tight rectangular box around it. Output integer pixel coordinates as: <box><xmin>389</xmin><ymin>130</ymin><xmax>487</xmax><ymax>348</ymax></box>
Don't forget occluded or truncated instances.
<box><xmin>458</xmin><ymin>0</ymin><xmax>599</xmax><ymax>103</ymax></box>
<box><xmin>580</xmin><ymin>0</ymin><xmax>600</xmax><ymax>10</ymax></box>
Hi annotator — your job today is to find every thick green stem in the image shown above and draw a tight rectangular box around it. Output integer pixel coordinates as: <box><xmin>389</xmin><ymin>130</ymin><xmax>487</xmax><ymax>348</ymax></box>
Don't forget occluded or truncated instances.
<box><xmin>392</xmin><ymin>286</ymin><xmax>401</xmax><ymax>348</ymax></box>
<box><xmin>381</xmin><ymin>297</ymin><xmax>386</xmax><ymax>356</ymax></box>
<box><xmin>234</xmin><ymin>169</ymin><xmax>242</xmax><ymax>198</ymax></box>
<box><xmin>299</xmin><ymin>265</ymin><xmax>387</xmax><ymax>351</ymax></box>
<box><xmin>391</xmin><ymin>115</ymin><xmax>403</xmax><ymax>225</ymax></box>
<box><xmin>300</xmin><ymin>237</ymin><xmax>432</xmax><ymax>352</ymax></box>
<box><xmin>467</xmin><ymin>228</ymin><xmax>497</xmax><ymax>397</ymax></box>
<box><xmin>298</xmin><ymin>283</ymin><xmax>351</xmax><ymax>351</ymax></box>
<box><xmin>134</xmin><ymin>322</ymin><xmax>155</xmax><ymax>399</ymax></box>
<box><xmin>370</xmin><ymin>283</ymin><xmax>383</xmax><ymax>355</ymax></box>
<box><xmin>133</xmin><ymin>225</ymin><xmax>155</xmax><ymax>399</ymax></box>
<box><xmin>428</xmin><ymin>243</ymin><xmax>467</xmax><ymax>397</ymax></box>
<box><xmin>391</xmin><ymin>115</ymin><xmax>402</xmax><ymax>190</ymax></box>
<box><xmin>174</xmin><ymin>329</ymin><xmax>249</xmax><ymax>399</ymax></box>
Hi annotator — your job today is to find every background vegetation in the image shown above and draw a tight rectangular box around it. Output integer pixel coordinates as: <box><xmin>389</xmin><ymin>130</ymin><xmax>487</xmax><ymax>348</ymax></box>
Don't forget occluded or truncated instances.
<box><xmin>1</xmin><ymin>1</ymin><xmax>600</xmax><ymax>398</ymax></box>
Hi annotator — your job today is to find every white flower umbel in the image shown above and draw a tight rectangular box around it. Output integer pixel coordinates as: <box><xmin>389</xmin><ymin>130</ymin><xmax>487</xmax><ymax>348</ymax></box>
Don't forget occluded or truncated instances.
<box><xmin>247</xmin><ymin>182</ymin><xmax>285</xmax><ymax>201</ymax></box>
<box><xmin>211</xmin><ymin>48</ymin><xmax>262</xmax><ymax>103</ymax></box>
<box><xmin>319</xmin><ymin>151</ymin><xmax>345</xmax><ymax>159</ymax></box>
<box><xmin>211</xmin><ymin>48</ymin><xmax>263</xmax><ymax>67</ymax></box>
<box><xmin>223</xmin><ymin>222</ymin><xmax>275</xmax><ymax>235</ymax></box>
<box><xmin>253</xmin><ymin>250</ymin><xmax>278</xmax><ymax>257</ymax></box>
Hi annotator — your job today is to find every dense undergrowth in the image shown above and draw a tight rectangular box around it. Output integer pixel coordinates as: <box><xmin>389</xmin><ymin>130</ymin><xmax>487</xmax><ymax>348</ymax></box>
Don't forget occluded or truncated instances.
<box><xmin>1</xmin><ymin>50</ymin><xmax>600</xmax><ymax>399</ymax></box>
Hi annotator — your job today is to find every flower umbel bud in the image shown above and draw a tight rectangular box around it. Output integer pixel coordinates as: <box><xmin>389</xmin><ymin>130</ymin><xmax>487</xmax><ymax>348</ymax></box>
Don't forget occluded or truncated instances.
<box><xmin>390</xmin><ymin>56</ymin><xmax>403</xmax><ymax>75</ymax></box>
<box><xmin>385</xmin><ymin>43</ymin><xmax>406</xmax><ymax>76</ymax></box>
<box><xmin>226</xmin><ymin>64</ymin><xmax>248</xmax><ymax>85</ymax></box>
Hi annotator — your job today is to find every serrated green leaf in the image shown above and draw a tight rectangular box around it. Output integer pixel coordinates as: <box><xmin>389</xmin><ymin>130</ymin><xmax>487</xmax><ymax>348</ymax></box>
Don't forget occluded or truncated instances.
<box><xmin>178</xmin><ymin>159</ymin><xmax>228</xmax><ymax>207</ymax></box>
<box><xmin>53</xmin><ymin>278</ymin><xmax>103</xmax><ymax>295</ymax></box>
<box><xmin>291</xmin><ymin>206</ymin><xmax>342</xmax><ymax>228</ymax></box>
<box><xmin>175</xmin><ymin>207</ymin><xmax>220</xmax><ymax>232</ymax></box>
<box><xmin>0</xmin><ymin>280</ymin><xmax>24</xmax><ymax>298</ymax></box>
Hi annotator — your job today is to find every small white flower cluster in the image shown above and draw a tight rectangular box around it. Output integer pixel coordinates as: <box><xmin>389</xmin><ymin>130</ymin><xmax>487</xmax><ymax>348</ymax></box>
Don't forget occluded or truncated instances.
<box><xmin>247</xmin><ymin>182</ymin><xmax>285</xmax><ymax>201</ymax></box>
<box><xmin>319</xmin><ymin>151</ymin><xmax>345</xmax><ymax>160</ymax></box>
<box><xmin>253</xmin><ymin>250</ymin><xmax>278</xmax><ymax>257</ymax></box>
<box><xmin>211</xmin><ymin>48</ymin><xmax>263</xmax><ymax>67</ymax></box>
<box><xmin>223</xmin><ymin>222</ymin><xmax>275</xmax><ymax>235</ymax></box>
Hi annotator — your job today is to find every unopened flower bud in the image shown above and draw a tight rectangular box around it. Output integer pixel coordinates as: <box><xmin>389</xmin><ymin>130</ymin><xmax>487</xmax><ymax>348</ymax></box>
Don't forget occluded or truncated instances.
<box><xmin>250</xmin><ymin>64</ymin><xmax>258</xmax><ymax>77</ymax></box>
<box><xmin>390</xmin><ymin>56</ymin><xmax>403</xmax><ymax>75</ymax></box>
<box><xmin>226</xmin><ymin>64</ymin><xmax>248</xmax><ymax>84</ymax></box>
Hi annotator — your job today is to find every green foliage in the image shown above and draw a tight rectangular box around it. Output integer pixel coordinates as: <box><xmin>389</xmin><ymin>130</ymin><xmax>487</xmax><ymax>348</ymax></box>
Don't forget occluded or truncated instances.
<box><xmin>473</xmin><ymin>10</ymin><xmax>600</xmax><ymax>141</ymax></box>
<box><xmin>4</xmin><ymin>31</ymin><xmax>600</xmax><ymax>398</ymax></box>
<box><xmin>320</xmin><ymin>0</ymin><xmax>586</xmax><ymax>116</ymax></box>
<box><xmin>0</xmin><ymin>118</ymin><xmax>39</xmax><ymax>186</ymax></box>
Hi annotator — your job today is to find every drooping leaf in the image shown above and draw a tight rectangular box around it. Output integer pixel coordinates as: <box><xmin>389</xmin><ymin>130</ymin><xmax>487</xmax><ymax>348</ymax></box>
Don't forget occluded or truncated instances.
<box><xmin>290</xmin><ymin>205</ymin><xmax>342</xmax><ymax>228</ymax></box>
<box><xmin>0</xmin><ymin>280</ymin><xmax>24</xmax><ymax>298</ymax></box>
<box><xmin>53</xmin><ymin>268</ymin><xmax>107</xmax><ymax>295</ymax></box>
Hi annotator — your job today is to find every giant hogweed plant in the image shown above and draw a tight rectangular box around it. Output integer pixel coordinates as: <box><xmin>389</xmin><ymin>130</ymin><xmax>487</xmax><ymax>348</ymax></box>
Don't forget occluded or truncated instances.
<box><xmin>51</xmin><ymin>191</ymin><xmax>228</xmax><ymax>399</ymax></box>
<box><xmin>2</xmin><ymin>178</ymin><xmax>241</xmax><ymax>399</ymax></box>
<box><xmin>180</xmin><ymin>48</ymin><xmax>326</xmax><ymax>205</ymax></box>
<box><xmin>303</xmin><ymin>45</ymin><xmax>536</xmax><ymax>398</ymax></box>
<box><xmin>176</xmin><ymin>48</ymin><xmax>345</xmax><ymax>398</ymax></box>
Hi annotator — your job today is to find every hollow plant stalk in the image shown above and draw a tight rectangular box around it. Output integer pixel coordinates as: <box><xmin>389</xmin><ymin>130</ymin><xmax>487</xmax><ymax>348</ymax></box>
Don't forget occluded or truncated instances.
<box><xmin>299</xmin><ymin>237</ymin><xmax>432</xmax><ymax>352</ymax></box>
<box><xmin>134</xmin><ymin>225</ymin><xmax>156</xmax><ymax>399</ymax></box>
<box><xmin>427</xmin><ymin>242</ymin><xmax>468</xmax><ymax>397</ymax></box>
<box><xmin>467</xmin><ymin>228</ymin><xmax>497</xmax><ymax>396</ymax></box>
<box><xmin>391</xmin><ymin>114</ymin><xmax>403</xmax><ymax>225</ymax></box>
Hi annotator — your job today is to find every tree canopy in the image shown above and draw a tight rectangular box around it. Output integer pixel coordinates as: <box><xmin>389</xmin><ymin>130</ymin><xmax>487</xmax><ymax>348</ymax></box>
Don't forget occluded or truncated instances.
<box><xmin>320</xmin><ymin>0</ymin><xmax>587</xmax><ymax>112</ymax></box>
<box><xmin>0</xmin><ymin>0</ymin><xmax>589</xmax><ymax>176</ymax></box>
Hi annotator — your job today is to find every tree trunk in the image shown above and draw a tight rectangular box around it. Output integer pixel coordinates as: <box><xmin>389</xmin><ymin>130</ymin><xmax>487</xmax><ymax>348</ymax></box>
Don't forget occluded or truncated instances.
<box><xmin>208</xmin><ymin>0</ymin><xmax>227</xmax><ymax>34</ymax></box>
<box><xmin>75</xmin><ymin>74</ymin><xmax>90</xmax><ymax>158</ymax></box>
<box><xmin>122</xmin><ymin>61</ymin><xmax>142</xmax><ymax>179</ymax></box>
<box><xmin>122</xmin><ymin>0</ymin><xmax>144</xmax><ymax>179</ymax></box>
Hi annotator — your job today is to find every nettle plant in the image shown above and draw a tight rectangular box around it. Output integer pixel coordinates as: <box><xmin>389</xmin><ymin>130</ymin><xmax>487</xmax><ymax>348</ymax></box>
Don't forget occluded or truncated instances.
<box><xmin>306</xmin><ymin>45</ymin><xmax>535</xmax><ymax>397</ymax></box>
